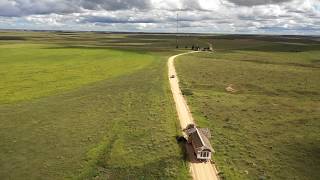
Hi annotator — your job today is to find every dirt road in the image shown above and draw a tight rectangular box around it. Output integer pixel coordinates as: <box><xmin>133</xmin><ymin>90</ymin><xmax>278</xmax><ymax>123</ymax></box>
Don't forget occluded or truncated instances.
<box><xmin>168</xmin><ymin>52</ymin><xmax>219</xmax><ymax>180</ymax></box>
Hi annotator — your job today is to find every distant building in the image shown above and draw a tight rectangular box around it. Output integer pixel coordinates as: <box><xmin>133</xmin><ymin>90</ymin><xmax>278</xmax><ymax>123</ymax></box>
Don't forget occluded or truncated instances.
<box><xmin>209</xmin><ymin>42</ymin><xmax>214</xmax><ymax>51</ymax></box>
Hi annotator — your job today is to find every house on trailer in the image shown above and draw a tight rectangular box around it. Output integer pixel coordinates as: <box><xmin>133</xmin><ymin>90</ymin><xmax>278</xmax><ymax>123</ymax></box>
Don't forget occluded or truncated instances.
<box><xmin>184</xmin><ymin>124</ymin><xmax>214</xmax><ymax>161</ymax></box>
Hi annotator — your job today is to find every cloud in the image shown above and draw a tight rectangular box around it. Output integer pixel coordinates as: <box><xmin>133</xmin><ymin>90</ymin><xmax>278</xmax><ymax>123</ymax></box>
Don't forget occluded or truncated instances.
<box><xmin>0</xmin><ymin>0</ymin><xmax>319</xmax><ymax>35</ymax></box>
<box><xmin>226</xmin><ymin>0</ymin><xmax>293</xmax><ymax>6</ymax></box>
<box><xmin>81</xmin><ymin>14</ymin><xmax>159</xmax><ymax>24</ymax></box>
<box><xmin>80</xmin><ymin>0</ymin><xmax>151</xmax><ymax>11</ymax></box>
<box><xmin>0</xmin><ymin>0</ymin><xmax>151</xmax><ymax>17</ymax></box>
<box><xmin>0</xmin><ymin>0</ymin><xmax>79</xmax><ymax>17</ymax></box>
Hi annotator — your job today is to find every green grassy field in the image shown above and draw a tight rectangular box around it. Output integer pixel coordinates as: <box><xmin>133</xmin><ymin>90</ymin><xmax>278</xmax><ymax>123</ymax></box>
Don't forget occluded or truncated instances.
<box><xmin>0</xmin><ymin>31</ymin><xmax>189</xmax><ymax>179</ymax></box>
<box><xmin>0</xmin><ymin>44</ymin><xmax>154</xmax><ymax>104</ymax></box>
<box><xmin>1</xmin><ymin>30</ymin><xmax>319</xmax><ymax>180</ymax></box>
<box><xmin>176</xmin><ymin>39</ymin><xmax>320</xmax><ymax>179</ymax></box>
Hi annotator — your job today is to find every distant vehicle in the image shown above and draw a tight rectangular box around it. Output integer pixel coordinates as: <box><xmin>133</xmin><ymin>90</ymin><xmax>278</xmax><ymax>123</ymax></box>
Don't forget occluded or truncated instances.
<box><xmin>170</xmin><ymin>75</ymin><xmax>175</xmax><ymax>78</ymax></box>
<box><xmin>184</xmin><ymin>124</ymin><xmax>214</xmax><ymax>161</ymax></box>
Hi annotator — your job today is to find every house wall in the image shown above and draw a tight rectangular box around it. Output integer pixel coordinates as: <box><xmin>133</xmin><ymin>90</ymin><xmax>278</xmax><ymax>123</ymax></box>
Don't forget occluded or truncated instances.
<box><xmin>196</xmin><ymin>150</ymin><xmax>211</xmax><ymax>160</ymax></box>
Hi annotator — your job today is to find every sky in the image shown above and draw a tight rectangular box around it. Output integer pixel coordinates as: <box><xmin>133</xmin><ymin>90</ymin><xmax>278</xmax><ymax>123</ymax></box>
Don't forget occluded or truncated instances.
<box><xmin>0</xmin><ymin>0</ymin><xmax>319</xmax><ymax>35</ymax></box>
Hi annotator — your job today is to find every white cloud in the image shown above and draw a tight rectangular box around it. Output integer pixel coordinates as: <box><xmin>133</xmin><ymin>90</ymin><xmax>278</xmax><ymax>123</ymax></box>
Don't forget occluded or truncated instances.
<box><xmin>0</xmin><ymin>0</ymin><xmax>319</xmax><ymax>35</ymax></box>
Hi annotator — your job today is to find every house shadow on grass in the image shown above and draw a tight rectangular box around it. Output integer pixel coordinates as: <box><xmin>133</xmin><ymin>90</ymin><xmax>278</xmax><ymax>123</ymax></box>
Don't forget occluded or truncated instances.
<box><xmin>176</xmin><ymin>135</ymin><xmax>203</xmax><ymax>164</ymax></box>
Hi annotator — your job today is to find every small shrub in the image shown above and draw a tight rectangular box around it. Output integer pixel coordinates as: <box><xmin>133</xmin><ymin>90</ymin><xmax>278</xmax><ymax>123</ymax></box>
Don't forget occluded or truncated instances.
<box><xmin>181</xmin><ymin>89</ymin><xmax>193</xmax><ymax>96</ymax></box>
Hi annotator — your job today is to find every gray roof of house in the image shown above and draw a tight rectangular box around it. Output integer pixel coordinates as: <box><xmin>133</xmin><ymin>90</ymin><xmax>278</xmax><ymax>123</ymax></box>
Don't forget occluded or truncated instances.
<box><xmin>190</xmin><ymin>128</ymin><xmax>214</xmax><ymax>152</ymax></box>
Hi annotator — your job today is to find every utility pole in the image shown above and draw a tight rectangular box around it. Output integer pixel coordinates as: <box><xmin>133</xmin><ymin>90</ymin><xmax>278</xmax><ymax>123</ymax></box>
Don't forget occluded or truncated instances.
<box><xmin>176</xmin><ymin>11</ymin><xmax>179</xmax><ymax>48</ymax></box>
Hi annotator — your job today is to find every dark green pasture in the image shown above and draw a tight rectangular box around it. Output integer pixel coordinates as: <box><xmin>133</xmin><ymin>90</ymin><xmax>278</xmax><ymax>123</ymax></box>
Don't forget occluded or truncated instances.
<box><xmin>176</xmin><ymin>37</ymin><xmax>320</xmax><ymax>180</ymax></box>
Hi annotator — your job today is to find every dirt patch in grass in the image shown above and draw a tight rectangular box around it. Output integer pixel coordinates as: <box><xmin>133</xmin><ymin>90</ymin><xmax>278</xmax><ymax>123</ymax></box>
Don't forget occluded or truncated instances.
<box><xmin>225</xmin><ymin>84</ymin><xmax>238</xmax><ymax>93</ymax></box>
